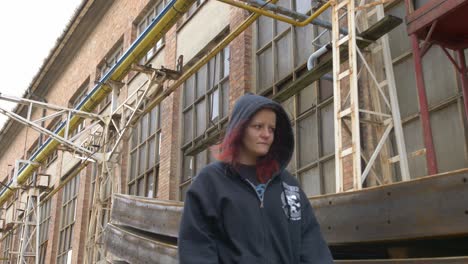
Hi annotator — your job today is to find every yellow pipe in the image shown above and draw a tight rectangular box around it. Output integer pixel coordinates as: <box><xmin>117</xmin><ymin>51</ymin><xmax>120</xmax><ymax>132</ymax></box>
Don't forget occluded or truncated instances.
<box><xmin>217</xmin><ymin>0</ymin><xmax>332</xmax><ymax>27</ymax></box>
<box><xmin>143</xmin><ymin>0</ymin><xmax>279</xmax><ymax>117</ymax></box>
<box><xmin>0</xmin><ymin>0</ymin><xmax>197</xmax><ymax>207</ymax></box>
<box><xmin>111</xmin><ymin>0</ymin><xmax>196</xmax><ymax>81</ymax></box>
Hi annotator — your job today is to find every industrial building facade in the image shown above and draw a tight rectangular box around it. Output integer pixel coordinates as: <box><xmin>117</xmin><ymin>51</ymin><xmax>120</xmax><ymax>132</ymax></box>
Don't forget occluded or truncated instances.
<box><xmin>0</xmin><ymin>0</ymin><xmax>467</xmax><ymax>263</ymax></box>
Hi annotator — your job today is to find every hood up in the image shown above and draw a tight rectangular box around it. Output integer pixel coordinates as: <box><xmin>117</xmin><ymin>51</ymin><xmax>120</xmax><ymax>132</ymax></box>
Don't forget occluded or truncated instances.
<box><xmin>225</xmin><ymin>93</ymin><xmax>294</xmax><ymax>172</ymax></box>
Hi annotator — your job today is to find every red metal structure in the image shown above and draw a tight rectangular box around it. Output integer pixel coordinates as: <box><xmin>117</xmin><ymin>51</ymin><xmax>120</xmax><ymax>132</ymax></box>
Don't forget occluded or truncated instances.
<box><xmin>405</xmin><ymin>0</ymin><xmax>468</xmax><ymax>175</ymax></box>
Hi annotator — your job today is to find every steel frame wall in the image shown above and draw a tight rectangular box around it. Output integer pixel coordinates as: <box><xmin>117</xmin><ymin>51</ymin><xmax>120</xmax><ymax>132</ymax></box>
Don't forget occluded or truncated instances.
<box><xmin>404</xmin><ymin>0</ymin><xmax>468</xmax><ymax>176</ymax></box>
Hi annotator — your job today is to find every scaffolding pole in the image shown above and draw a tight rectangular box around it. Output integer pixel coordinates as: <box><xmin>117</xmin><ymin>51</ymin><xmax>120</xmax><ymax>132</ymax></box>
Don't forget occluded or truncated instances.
<box><xmin>331</xmin><ymin>0</ymin><xmax>410</xmax><ymax>191</ymax></box>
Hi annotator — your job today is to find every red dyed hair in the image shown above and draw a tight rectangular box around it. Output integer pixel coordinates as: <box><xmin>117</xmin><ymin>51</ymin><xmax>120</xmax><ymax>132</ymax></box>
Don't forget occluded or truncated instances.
<box><xmin>211</xmin><ymin>110</ymin><xmax>281</xmax><ymax>183</ymax></box>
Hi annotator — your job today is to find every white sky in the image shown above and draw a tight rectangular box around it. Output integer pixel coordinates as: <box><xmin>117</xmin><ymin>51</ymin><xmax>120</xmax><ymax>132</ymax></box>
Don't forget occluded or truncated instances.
<box><xmin>0</xmin><ymin>0</ymin><xmax>82</xmax><ymax>131</ymax></box>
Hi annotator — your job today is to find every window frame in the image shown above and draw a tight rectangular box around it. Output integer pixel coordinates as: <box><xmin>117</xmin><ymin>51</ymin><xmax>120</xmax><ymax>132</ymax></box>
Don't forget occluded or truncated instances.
<box><xmin>254</xmin><ymin>1</ymin><xmax>331</xmax><ymax>97</ymax></box>
<box><xmin>254</xmin><ymin>1</ymin><xmax>336</xmax><ymax>196</ymax></box>
<box><xmin>127</xmin><ymin>104</ymin><xmax>162</xmax><ymax>198</ymax></box>
<box><xmin>176</xmin><ymin>0</ymin><xmax>207</xmax><ymax>30</ymax></box>
<box><xmin>45</xmin><ymin>118</ymin><xmax>62</xmax><ymax>167</ymax></box>
<box><xmin>1</xmin><ymin>231</ymin><xmax>13</xmax><ymax>264</ymax></box>
<box><xmin>56</xmin><ymin>175</ymin><xmax>79</xmax><ymax>264</ymax></box>
<box><xmin>136</xmin><ymin>0</ymin><xmax>167</xmax><ymax>64</ymax></box>
<box><xmin>179</xmin><ymin>46</ymin><xmax>230</xmax><ymax>200</ymax></box>
<box><xmin>96</xmin><ymin>44</ymin><xmax>124</xmax><ymax>112</ymax></box>
<box><xmin>38</xmin><ymin>198</ymin><xmax>52</xmax><ymax>264</ymax></box>
<box><xmin>68</xmin><ymin>80</ymin><xmax>89</xmax><ymax>138</ymax></box>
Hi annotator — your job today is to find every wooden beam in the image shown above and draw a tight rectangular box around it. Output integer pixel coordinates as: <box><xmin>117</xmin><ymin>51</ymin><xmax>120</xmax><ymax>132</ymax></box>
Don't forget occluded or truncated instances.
<box><xmin>111</xmin><ymin>194</ymin><xmax>183</xmax><ymax>238</ymax></box>
<box><xmin>104</xmin><ymin>223</ymin><xmax>178</xmax><ymax>264</ymax></box>
<box><xmin>312</xmin><ymin>168</ymin><xmax>468</xmax><ymax>244</ymax></box>
<box><xmin>109</xmin><ymin>169</ymin><xmax>468</xmax><ymax>245</ymax></box>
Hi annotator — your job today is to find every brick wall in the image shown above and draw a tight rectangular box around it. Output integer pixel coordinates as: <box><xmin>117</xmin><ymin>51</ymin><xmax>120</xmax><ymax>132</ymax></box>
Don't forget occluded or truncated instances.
<box><xmin>228</xmin><ymin>7</ymin><xmax>252</xmax><ymax>108</ymax></box>
<box><xmin>158</xmin><ymin>24</ymin><xmax>180</xmax><ymax>200</ymax></box>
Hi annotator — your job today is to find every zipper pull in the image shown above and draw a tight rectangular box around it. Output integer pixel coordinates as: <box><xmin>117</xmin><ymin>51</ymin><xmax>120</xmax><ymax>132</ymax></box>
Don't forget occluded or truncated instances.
<box><xmin>260</xmin><ymin>201</ymin><xmax>264</xmax><ymax>208</ymax></box>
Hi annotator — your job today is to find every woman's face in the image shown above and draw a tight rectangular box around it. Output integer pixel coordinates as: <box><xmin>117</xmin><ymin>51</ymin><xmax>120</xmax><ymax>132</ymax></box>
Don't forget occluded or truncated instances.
<box><xmin>239</xmin><ymin>109</ymin><xmax>276</xmax><ymax>164</ymax></box>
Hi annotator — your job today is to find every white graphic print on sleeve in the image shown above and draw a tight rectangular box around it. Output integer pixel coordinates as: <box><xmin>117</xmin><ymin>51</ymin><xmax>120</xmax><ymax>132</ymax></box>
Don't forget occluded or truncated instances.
<box><xmin>281</xmin><ymin>182</ymin><xmax>301</xmax><ymax>221</ymax></box>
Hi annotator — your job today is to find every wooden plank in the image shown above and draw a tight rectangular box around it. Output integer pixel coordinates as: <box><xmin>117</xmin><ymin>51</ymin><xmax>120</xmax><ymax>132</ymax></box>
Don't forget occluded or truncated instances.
<box><xmin>110</xmin><ymin>169</ymin><xmax>468</xmax><ymax>244</ymax></box>
<box><xmin>312</xmin><ymin>168</ymin><xmax>468</xmax><ymax>244</ymax></box>
<box><xmin>273</xmin><ymin>15</ymin><xmax>402</xmax><ymax>102</ymax></box>
<box><xmin>110</xmin><ymin>194</ymin><xmax>183</xmax><ymax>238</ymax></box>
<box><xmin>336</xmin><ymin>256</ymin><xmax>468</xmax><ymax>264</ymax></box>
<box><xmin>104</xmin><ymin>223</ymin><xmax>178</xmax><ymax>264</ymax></box>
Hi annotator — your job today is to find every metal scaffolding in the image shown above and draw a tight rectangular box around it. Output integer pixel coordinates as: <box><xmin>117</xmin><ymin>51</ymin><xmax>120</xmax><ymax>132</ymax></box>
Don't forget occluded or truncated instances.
<box><xmin>0</xmin><ymin>0</ymin><xmax>196</xmax><ymax>262</ymax></box>
<box><xmin>405</xmin><ymin>0</ymin><xmax>468</xmax><ymax>175</ymax></box>
<box><xmin>331</xmin><ymin>0</ymin><xmax>410</xmax><ymax>191</ymax></box>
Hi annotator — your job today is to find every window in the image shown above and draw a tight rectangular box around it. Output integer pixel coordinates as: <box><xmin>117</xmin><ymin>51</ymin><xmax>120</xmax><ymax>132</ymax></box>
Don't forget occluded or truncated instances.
<box><xmin>85</xmin><ymin>163</ymin><xmax>108</xmax><ymax>263</ymax></box>
<box><xmin>57</xmin><ymin>175</ymin><xmax>79</xmax><ymax>264</ymax></box>
<box><xmin>186</xmin><ymin>0</ymin><xmax>206</xmax><ymax>18</ymax></box>
<box><xmin>128</xmin><ymin>105</ymin><xmax>161</xmax><ymax>197</ymax></box>
<box><xmin>26</xmin><ymin>143</ymin><xmax>40</xmax><ymax>186</ymax></box>
<box><xmin>137</xmin><ymin>0</ymin><xmax>167</xmax><ymax>64</ymax></box>
<box><xmin>255</xmin><ymin>0</ymin><xmax>331</xmax><ymax>94</ymax></box>
<box><xmin>178</xmin><ymin>0</ymin><xmax>206</xmax><ymax>28</ymax></box>
<box><xmin>69</xmin><ymin>81</ymin><xmax>89</xmax><ymax>138</ymax></box>
<box><xmin>255</xmin><ymin>1</ymin><xmax>336</xmax><ymax>196</ymax></box>
<box><xmin>280</xmin><ymin>81</ymin><xmax>336</xmax><ymax>197</ymax></box>
<box><xmin>96</xmin><ymin>45</ymin><xmax>123</xmax><ymax>112</ymax></box>
<box><xmin>179</xmin><ymin>46</ymin><xmax>230</xmax><ymax>200</ymax></box>
<box><xmin>45</xmin><ymin>119</ymin><xmax>61</xmax><ymax>166</ymax></box>
<box><xmin>1</xmin><ymin>231</ymin><xmax>12</xmax><ymax>264</ymax></box>
<box><xmin>26</xmin><ymin>141</ymin><xmax>40</xmax><ymax>160</ymax></box>
<box><xmin>38</xmin><ymin>198</ymin><xmax>52</xmax><ymax>264</ymax></box>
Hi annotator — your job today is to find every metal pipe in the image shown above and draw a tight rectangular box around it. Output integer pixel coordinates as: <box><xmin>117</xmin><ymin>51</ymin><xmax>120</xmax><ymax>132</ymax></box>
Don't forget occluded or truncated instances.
<box><xmin>0</xmin><ymin>0</ymin><xmax>197</xmax><ymax>207</ymax></box>
<box><xmin>410</xmin><ymin>34</ymin><xmax>438</xmax><ymax>175</ymax></box>
<box><xmin>217</xmin><ymin>0</ymin><xmax>331</xmax><ymax>27</ymax></box>
<box><xmin>241</xmin><ymin>0</ymin><xmax>347</xmax><ymax>34</ymax></box>
<box><xmin>307</xmin><ymin>43</ymin><xmax>330</xmax><ymax>70</ymax></box>
<box><xmin>141</xmin><ymin>0</ymin><xmax>279</xmax><ymax>119</ymax></box>
<box><xmin>458</xmin><ymin>50</ymin><xmax>468</xmax><ymax>124</ymax></box>
<box><xmin>307</xmin><ymin>43</ymin><xmax>333</xmax><ymax>81</ymax></box>
<box><xmin>242</xmin><ymin>0</ymin><xmax>305</xmax><ymax>20</ymax></box>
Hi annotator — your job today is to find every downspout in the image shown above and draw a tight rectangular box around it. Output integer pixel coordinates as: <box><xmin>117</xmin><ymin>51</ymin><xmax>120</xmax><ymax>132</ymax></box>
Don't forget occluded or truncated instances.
<box><xmin>0</xmin><ymin>0</ymin><xmax>197</xmax><ymax>206</ymax></box>
<box><xmin>307</xmin><ymin>43</ymin><xmax>333</xmax><ymax>81</ymax></box>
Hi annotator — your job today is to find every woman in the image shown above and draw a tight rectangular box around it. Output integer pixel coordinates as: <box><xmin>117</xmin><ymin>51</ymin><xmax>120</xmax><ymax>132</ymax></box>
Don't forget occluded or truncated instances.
<box><xmin>178</xmin><ymin>93</ymin><xmax>333</xmax><ymax>263</ymax></box>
